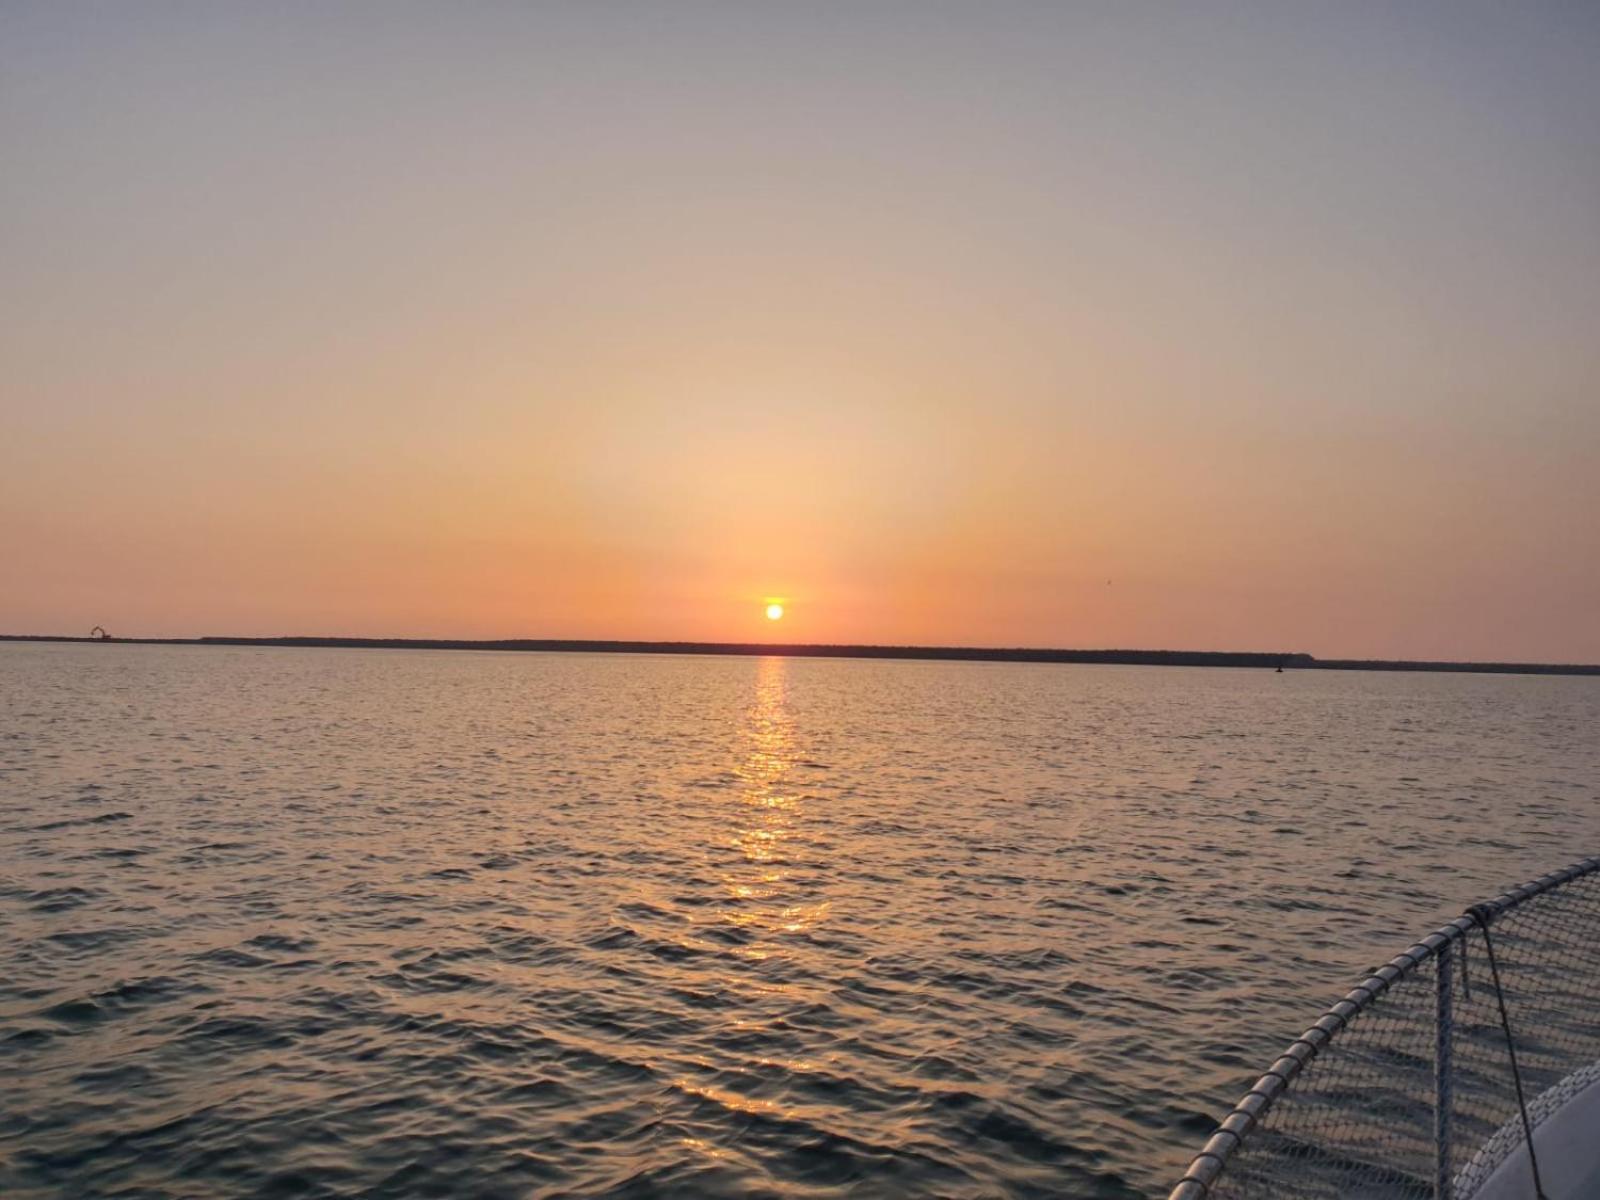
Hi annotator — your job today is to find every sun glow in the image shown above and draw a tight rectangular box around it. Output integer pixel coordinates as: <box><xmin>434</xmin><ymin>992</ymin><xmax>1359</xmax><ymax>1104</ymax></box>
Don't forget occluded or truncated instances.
<box><xmin>765</xmin><ymin>603</ymin><xmax>784</xmax><ymax>621</ymax></box>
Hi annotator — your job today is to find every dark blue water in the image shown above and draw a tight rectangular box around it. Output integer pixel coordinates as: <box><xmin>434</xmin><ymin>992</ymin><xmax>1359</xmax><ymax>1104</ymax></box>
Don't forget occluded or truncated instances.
<box><xmin>2</xmin><ymin>644</ymin><xmax>1597</xmax><ymax>1197</ymax></box>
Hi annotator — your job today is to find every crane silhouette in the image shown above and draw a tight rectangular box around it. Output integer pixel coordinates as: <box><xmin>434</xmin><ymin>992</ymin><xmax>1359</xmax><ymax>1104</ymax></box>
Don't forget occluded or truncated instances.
<box><xmin>90</xmin><ymin>626</ymin><xmax>110</xmax><ymax>641</ymax></box>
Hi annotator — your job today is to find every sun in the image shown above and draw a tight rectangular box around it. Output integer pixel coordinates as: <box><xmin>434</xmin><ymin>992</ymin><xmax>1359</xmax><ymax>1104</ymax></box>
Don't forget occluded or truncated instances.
<box><xmin>765</xmin><ymin>602</ymin><xmax>784</xmax><ymax>621</ymax></box>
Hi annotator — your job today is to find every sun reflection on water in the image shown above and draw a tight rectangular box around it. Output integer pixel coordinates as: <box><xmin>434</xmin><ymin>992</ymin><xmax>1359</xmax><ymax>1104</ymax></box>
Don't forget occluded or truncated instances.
<box><xmin>720</xmin><ymin>657</ymin><xmax>830</xmax><ymax>939</ymax></box>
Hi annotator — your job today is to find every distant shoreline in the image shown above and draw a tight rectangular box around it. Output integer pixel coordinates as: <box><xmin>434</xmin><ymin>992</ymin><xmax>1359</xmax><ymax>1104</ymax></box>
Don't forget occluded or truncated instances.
<box><xmin>3</xmin><ymin>634</ymin><xmax>1598</xmax><ymax>676</ymax></box>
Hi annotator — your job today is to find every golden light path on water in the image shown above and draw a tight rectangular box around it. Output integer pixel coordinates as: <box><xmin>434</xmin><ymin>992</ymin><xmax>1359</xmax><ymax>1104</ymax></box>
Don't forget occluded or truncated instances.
<box><xmin>673</xmin><ymin>658</ymin><xmax>831</xmax><ymax>1134</ymax></box>
<box><xmin>729</xmin><ymin>658</ymin><xmax>830</xmax><ymax>934</ymax></box>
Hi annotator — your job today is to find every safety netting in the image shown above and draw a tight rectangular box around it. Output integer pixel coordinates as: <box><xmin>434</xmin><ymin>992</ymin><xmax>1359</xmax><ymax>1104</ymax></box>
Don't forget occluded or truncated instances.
<box><xmin>1170</xmin><ymin>858</ymin><xmax>1600</xmax><ymax>1200</ymax></box>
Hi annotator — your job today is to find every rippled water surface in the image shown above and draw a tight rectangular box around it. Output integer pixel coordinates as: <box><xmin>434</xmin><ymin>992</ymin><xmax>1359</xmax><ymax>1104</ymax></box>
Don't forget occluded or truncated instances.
<box><xmin>2</xmin><ymin>644</ymin><xmax>1597</xmax><ymax>1198</ymax></box>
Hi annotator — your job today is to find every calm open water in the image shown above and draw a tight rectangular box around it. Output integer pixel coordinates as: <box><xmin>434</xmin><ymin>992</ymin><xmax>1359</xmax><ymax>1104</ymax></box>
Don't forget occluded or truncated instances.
<box><xmin>2</xmin><ymin>643</ymin><xmax>1597</xmax><ymax>1199</ymax></box>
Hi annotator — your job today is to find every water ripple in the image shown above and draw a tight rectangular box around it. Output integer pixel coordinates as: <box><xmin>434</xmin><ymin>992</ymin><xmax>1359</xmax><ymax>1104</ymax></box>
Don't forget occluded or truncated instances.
<box><xmin>1</xmin><ymin>643</ymin><xmax>1597</xmax><ymax>1197</ymax></box>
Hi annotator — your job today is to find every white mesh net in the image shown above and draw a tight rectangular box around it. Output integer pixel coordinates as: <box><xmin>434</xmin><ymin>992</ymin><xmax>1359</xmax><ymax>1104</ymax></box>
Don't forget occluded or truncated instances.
<box><xmin>1176</xmin><ymin>860</ymin><xmax>1600</xmax><ymax>1200</ymax></box>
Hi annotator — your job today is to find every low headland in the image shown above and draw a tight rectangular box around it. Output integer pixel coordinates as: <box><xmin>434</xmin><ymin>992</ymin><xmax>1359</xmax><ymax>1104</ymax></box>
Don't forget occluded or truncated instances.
<box><xmin>3</xmin><ymin>634</ymin><xmax>1598</xmax><ymax>676</ymax></box>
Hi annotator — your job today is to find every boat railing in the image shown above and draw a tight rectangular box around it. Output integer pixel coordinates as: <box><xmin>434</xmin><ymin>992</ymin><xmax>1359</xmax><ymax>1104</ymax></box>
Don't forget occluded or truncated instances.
<box><xmin>1168</xmin><ymin>855</ymin><xmax>1600</xmax><ymax>1200</ymax></box>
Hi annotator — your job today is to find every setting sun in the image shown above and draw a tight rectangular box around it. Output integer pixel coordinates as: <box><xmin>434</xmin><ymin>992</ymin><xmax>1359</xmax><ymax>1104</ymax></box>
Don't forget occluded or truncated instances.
<box><xmin>765</xmin><ymin>603</ymin><xmax>784</xmax><ymax>621</ymax></box>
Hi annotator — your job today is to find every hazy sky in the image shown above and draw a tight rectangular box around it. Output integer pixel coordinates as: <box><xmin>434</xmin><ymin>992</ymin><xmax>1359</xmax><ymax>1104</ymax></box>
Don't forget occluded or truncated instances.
<box><xmin>4</xmin><ymin>2</ymin><xmax>1597</xmax><ymax>659</ymax></box>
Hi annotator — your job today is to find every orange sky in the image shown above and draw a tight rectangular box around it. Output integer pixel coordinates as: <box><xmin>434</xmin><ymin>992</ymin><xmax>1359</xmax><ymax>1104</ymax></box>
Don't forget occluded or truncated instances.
<box><xmin>3</xmin><ymin>4</ymin><xmax>1597</xmax><ymax>660</ymax></box>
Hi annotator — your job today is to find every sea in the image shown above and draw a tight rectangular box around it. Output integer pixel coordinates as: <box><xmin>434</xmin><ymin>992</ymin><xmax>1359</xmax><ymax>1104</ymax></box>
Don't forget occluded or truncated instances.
<box><xmin>2</xmin><ymin>642</ymin><xmax>1597</xmax><ymax>1199</ymax></box>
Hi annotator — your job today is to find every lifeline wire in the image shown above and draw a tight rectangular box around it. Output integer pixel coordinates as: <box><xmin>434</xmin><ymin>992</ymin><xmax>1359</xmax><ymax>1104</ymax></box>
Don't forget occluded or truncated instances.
<box><xmin>1465</xmin><ymin>903</ymin><xmax>1548</xmax><ymax>1200</ymax></box>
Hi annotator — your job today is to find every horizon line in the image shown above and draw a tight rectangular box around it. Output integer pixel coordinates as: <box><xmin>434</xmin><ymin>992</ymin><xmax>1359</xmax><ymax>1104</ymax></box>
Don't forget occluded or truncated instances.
<box><xmin>3</xmin><ymin>633</ymin><xmax>1598</xmax><ymax>677</ymax></box>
